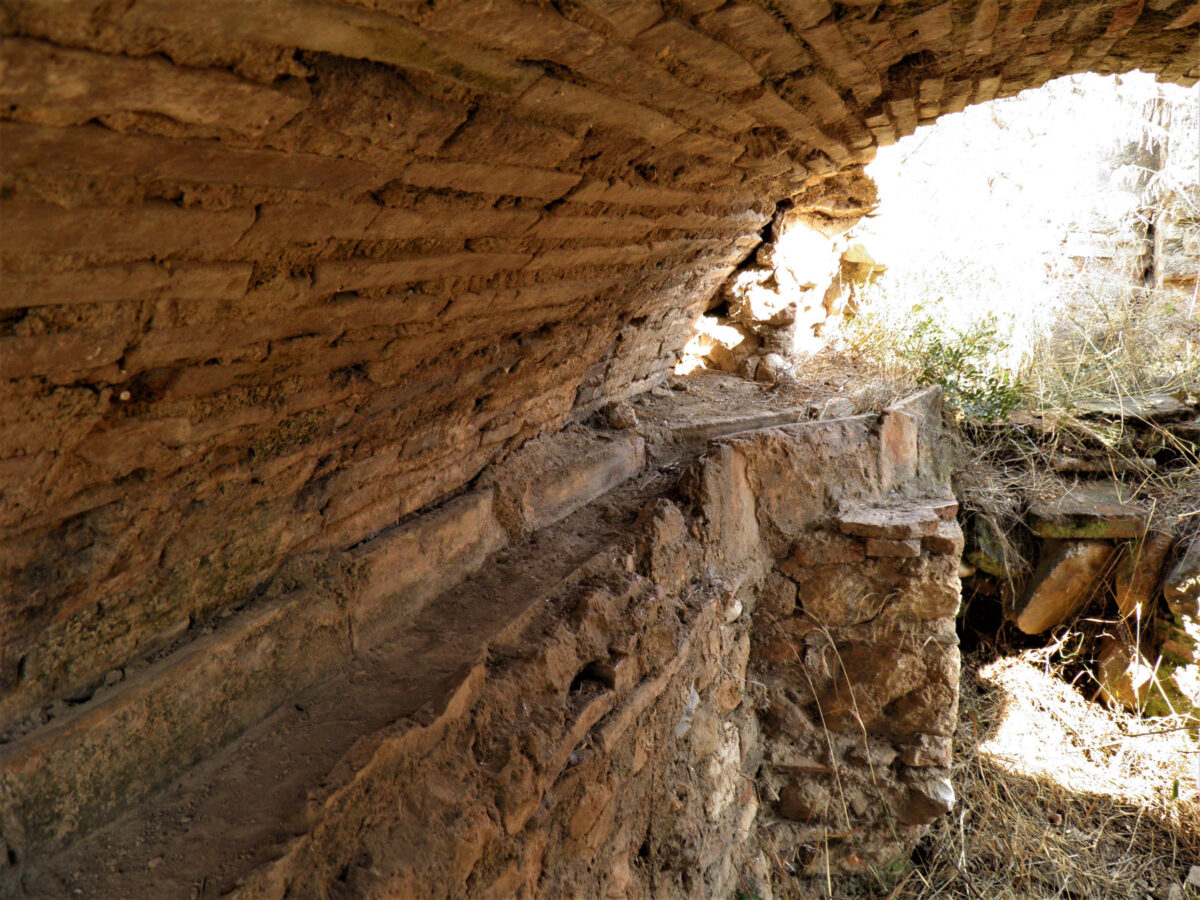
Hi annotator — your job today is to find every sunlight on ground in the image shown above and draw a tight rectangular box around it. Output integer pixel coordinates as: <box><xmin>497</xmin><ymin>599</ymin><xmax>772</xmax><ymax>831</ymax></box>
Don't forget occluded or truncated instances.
<box><xmin>978</xmin><ymin>651</ymin><xmax>1198</xmax><ymax>808</ymax></box>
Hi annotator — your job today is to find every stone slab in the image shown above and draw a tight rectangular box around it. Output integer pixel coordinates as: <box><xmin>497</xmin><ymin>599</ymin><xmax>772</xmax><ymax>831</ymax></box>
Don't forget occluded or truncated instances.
<box><xmin>1074</xmin><ymin>394</ymin><xmax>1192</xmax><ymax>421</ymax></box>
<box><xmin>924</xmin><ymin>519</ymin><xmax>965</xmax><ymax>556</ymax></box>
<box><xmin>1012</xmin><ymin>539</ymin><xmax>1114</xmax><ymax>634</ymax></box>
<box><xmin>837</xmin><ymin>504</ymin><xmax>941</xmax><ymax>540</ymax></box>
<box><xmin>1027</xmin><ymin>482</ymin><xmax>1148</xmax><ymax>540</ymax></box>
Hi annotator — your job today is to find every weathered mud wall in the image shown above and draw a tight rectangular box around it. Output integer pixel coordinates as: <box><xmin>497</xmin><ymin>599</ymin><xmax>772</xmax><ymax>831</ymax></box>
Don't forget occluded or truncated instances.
<box><xmin>2</xmin><ymin>0</ymin><xmax>1198</xmax><ymax>734</ymax></box>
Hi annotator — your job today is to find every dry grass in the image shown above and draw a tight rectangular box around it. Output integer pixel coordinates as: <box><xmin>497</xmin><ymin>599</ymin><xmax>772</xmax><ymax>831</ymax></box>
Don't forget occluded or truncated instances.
<box><xmin>830</xmin><ymin>650</ymin><xmax>1200</xmax><ymax>900</ymax></box>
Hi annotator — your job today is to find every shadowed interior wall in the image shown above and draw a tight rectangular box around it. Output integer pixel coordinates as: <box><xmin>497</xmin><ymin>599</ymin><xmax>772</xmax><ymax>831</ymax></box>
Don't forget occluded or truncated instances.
<box><xmin>2</xmin><ymin>0</ymin><xmax>1197</xmax><ymax>735</ymax></box>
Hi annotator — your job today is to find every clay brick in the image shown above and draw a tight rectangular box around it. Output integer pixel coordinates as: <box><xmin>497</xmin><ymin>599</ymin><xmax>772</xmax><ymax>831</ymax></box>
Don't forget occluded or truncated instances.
<box><xmin>631</xmin><ymin>20</ymin><xmax>763</xmax><ymax>93</ymax></box>
<box><xmin>1104</xmin><ymin>0</ymin><xmax>1146</xmax><ymax>35</ymax></box>
<box><xmin>698</xmin><ymin>4</ymin><xmax>811</xmax><ymax>77</ymax></box>
<box><xmin>311</xmin><ymin>252</ymin><xmax>533</xmax><ymax>293</ymax></box>
<box><xmin>439</xmin><ymin>109</ymin><xmax>582</xmax><ymax>169</ymax></box>
<box><xmin>522</xmin><ymin>244</ymin><xmax>654</xmax><ymax>272</ymax></box>
<box><xmin>799</xmin><ymin>21</ymin><xmax>881</xmax><ymax>105</ymax></box>
<box><xmin>0</xmin><ymin>201</ymin><xmax>255</xmax><ymax>264</ymax></box>
<box><xmin>0</xmin><ymin>38</ymin><xmax>307</xmax><ymax>138</ymax></box>
<box><xmin>570</xmin><ymin>44</ymin><xmax>757</xmax><ymax>133</ymax></box>
<box><xmin>570</xmin><ymin>180</ymin><xmax>697</xmax><ymax>209</ymax></box>
<box><xmin>238</xmin><ymin>203</ymin><xmax>540</xmax><ymax>252</ymax></box>
<box><xmin>401</xmin><ymin>161</ymin><xmax>581</xmax><ymax>201</ymax></box>
<box><xmin>516</xmin><ymin>77</ymin><xmax>685</xmax><ymax>145</ymax></box>
<box><xmin>0</xmin><ymin>262</ymin><xmax>252</xmax><ymax>310</ymax></box>
<box><xmin>1166</xmin><ymin>1</ymin><xmax>1200</xmax><ymax>29</ymax></box>
<box><xmin>575</xmin><ymin>0</ymin><xmax>663</xmax><ymax>40</ymax></box>
<box><xmin>127</xmin><ymin>0</ymin><xmax>538</xmax><ymax>96</ymax></box>
<box><xmin>0</xmin><ymin>121</ymin><xmax>390</xmax><ymax>193</ymax></box>
<box><xmin>528</xmin><ymin>213</ymin><xmax>657</xmax><ymax>241</ymax></box>
<box><xmin>772</xmin><ymin>0</ymin><xmax>832</xmax><ymax>32</ymax></box>
<box><xmin>0</xmin><ymin>331</ymin><xmax>128</xmax><ymax>380</ymax></box>
<box><xmin>1004</xmin><ymin>0</ymin><xmax>1043</xmax><ymax>36</ymax></box>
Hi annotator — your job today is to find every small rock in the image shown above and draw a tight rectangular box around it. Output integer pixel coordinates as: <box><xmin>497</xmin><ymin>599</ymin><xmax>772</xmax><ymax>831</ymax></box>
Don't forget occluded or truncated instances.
<box><xmin>1012</xmin><ymin>539</ymin><xmax>1113</xmax><ymax>634</ymax></box>
<box><xmin>897</xmin><ymin>777</ymin><xmax>955</xmax><ymax>825</ymax></box>
<box><xmin>778</xmin><ymin>781</ymin><xmax>830</xmax><ymax>822</ymax></box>
<box><xmin>897</xmin><ymin>734</ymin><xmax>953</xmax><ymax>768</ymax></box>
<box><xmin>103</xmin><ymin>668</ymin><xmax>123</xmax><ymax>687</ymax></box>
<box><xmin>724</xmin><ymin>595</ymin><xmax>743</xmax><ymax>624</ymax></box>
<box><xmin>1187</xmin><ymin>865</ymin><xmax>1200</xmax><ymax>888</ymax></box>
<box><xmin>604</xmin><ymin>401</ymin><xmax>639</xmax><ymax>430</ymax></box>
<box><xmin>1027</xmin><ymin>482</ymin><xmax>1148</xmax><ymax>540</ymax></box>
<box><xmin>756</xmin><ymin>352</ymin><xmax>789</xmax><ymax>385</ymax></box>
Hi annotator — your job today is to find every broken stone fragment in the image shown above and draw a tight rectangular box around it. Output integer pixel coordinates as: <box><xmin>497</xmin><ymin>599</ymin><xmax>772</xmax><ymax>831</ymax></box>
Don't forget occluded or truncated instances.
<box><xmin>755</xmin><ymin>352</ymin><xmax>788</xmax><ymax>385</ymax></box>
<box><xmin>604</xmin><ymin>400</ymin><xmax>638</xmax><ymax>429</ymax></box>
<box><xmin>836</xmin><ymin>504</ymin><xmax>940</xmax><ymax>540</ymax></box>
<box><xmin>1012</xmin><ymin>539</ymin><xmax>1113</xmax><ymax>634</ymax></box>
<box><xmin>1027</xmin><ymin>482</ymin><xmax>1148</xmax><ymax>540</ymax></box>
<box><xmin>923</xmin><ymin>519</ymin><xmax>964</xmax><ymax>556</ymax></box>
<box><xmin>1164</xmin><ymin>537</ymin><xmax>1199</xmax><ymax>618</ymax></box>
<box><xmin>777</xmin><ymin>781</ymin><xmax>830</xmax><ymax>822</ymax></box>
<box><xmin>1112</xmin><ymin>531</ymin><xmax>1174</xmax><ymax>619</ymax></box>
<box><xmin>865</xmin><ymin>538</ymin><xmax>921</xmax><ymax>558</ymax></box>
<box><xmin>896</xmin><ymin>776</ymin><xmax>955</xmax><ymax>825</ymax></box>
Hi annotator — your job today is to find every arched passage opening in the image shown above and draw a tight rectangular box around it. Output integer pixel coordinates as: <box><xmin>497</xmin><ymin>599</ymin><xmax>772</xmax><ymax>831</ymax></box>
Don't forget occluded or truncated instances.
<box><xmin>1</xmin><ymin>1</ymin><xmax>1198</xmax><ymax>896</ymax></box>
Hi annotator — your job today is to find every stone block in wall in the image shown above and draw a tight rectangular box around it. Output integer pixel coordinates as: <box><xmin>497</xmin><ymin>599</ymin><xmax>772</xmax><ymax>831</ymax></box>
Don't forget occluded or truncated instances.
<box><xmin>837</xmin><ymin>504</ymin><xmax>941</xmax><ymax>540</ymax></box>
<box><xmin>351</xmin><ymin>489</ymin><xmax>506</xmax><ymax>641</ymax></box>
<box><xmin>0</xmin><ymin>121</ymin><xmax>391</xmax><ymax>194</ymax></box>
<box><xmin>485</xmin><ymin>430</ymin><xmax>645</xmax><ymax>538</ymax></box>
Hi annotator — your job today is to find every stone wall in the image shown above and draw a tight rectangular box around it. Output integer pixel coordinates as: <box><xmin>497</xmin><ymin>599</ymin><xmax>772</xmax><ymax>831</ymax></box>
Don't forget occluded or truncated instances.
<box><xmin>7</xmin><ymin>385</ymin><xmax>960</xmax><ymax>896</ymax></box>
<box><xmin>2</xmin><ymin>0</ymin><xmax>1198</xmax><ymax>735</ymax></box>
